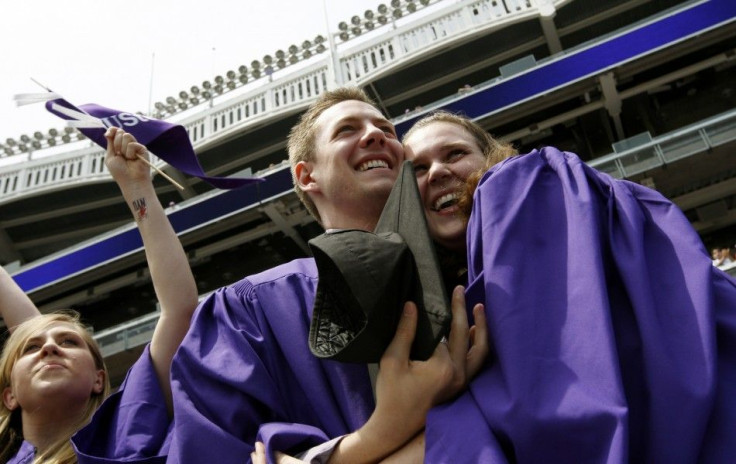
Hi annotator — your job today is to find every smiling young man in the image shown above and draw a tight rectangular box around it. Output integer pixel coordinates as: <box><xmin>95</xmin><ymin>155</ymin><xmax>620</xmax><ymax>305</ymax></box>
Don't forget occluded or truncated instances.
<box><xmin>165</xmin><ymin>88</ymin><xmax>477</xmax><ymax>464</ymax></box>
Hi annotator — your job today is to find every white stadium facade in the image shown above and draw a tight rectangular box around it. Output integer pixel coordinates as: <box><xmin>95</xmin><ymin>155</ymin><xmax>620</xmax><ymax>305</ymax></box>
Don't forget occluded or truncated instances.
<box><xmin>1</xmin><ymin>0</ymin><xmax>735</xmax><ymax>385</ymax></box>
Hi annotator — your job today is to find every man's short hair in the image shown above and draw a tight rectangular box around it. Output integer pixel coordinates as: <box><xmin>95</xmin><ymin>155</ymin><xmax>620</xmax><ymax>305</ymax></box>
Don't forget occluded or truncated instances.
<box><xmin>288</xmin><ymin>87</ymin><xmax>377</xmax><ymax>224</ymax></box>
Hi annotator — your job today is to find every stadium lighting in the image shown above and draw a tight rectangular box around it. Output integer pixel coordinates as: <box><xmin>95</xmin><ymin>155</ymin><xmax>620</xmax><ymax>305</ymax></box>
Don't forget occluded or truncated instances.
<box><xmin>336</xmin><ymin>0</ymin><xmax>437</xmax><ymax>41</ymax></box>
<box><xmin>143</xmin><ymin>13</ymin><xmax>392</xmax><ymax>120</ymax></box>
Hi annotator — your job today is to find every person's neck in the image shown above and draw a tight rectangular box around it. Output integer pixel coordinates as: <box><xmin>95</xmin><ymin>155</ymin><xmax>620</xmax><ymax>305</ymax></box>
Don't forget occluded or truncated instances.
<box><xmin>322</xmin><ymin>212</ymin><xmax>379</xmax><ymax>232</ymax></box>
<box><xmin>21</xmin><ymin>403</ymin><xmax>85</xmax><ymax>454</ymax></box>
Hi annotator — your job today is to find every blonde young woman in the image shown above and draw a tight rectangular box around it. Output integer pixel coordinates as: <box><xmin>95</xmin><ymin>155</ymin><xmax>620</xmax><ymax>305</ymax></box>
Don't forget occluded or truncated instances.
<box><xmin>0</xmin><ymin>127</ymin><xmax>198</xmax><ymax>463</ymax></box>
<box><xmin>0</xmin><ymin>312</ymin><xmax>109</xmax><ymax>463</ymax></box>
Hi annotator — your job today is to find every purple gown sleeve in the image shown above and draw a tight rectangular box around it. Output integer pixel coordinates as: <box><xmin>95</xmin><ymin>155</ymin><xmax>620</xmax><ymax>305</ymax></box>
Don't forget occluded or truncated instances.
<box><xmin>425</xmin><ymin>147</ymin><xmax>736</xmax><ymax>463</ymax></box>
<box><xmin>168</xmin><ymin>260</ymin><xmax>374</xmax><ymax>464</ymax></box>
<box><xmin>256</xmin><ymin>423</ymin><xmax>330</xmax><ymax>462</ymax></box>
<box><xmin>7</xmin><ymin>441</ymin><xmax>35</xmax><ymax>464</ymax></box>
<box><xmin>72</xmin><ymin>345</ymin><xmax>170</xmax><ymax>464</ymax></box>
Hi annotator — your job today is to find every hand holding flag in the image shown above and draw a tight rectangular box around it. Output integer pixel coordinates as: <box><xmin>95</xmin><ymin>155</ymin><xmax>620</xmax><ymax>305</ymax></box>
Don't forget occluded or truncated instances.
<box><xmin>14</xmin><ymin>89</ymin><xmax>262</xmax><ymax>190</ymax></box>
<box><xmin>104</xmin><ymin>126</ymin><xmax>155</xmax><ymax>188</ymax></box>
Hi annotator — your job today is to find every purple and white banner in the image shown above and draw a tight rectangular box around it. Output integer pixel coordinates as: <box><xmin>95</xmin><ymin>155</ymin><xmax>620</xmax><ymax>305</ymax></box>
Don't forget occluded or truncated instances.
<box><xmin>15</xmin><ymin>92</ymin><xmax>262</xmax><ymax>189</ymax></box>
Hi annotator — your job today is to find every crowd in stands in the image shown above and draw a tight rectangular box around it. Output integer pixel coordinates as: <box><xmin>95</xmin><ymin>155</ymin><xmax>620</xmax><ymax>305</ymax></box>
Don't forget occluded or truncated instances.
<box><xmin>713</xmin><ymin>244</ymin><xmax>735</xmax><ymax>269</ymax></box>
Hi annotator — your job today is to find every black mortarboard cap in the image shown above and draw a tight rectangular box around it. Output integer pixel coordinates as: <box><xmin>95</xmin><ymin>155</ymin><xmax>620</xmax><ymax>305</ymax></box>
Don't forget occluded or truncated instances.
<box><xmin>308</xmin><ymin>160</ymin><xmax>451</xmax><ymax>363</ymax></box>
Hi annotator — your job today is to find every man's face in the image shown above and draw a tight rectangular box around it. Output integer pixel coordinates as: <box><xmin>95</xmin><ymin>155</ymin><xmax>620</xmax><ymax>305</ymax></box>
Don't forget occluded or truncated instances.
<box><xmin>298</xmin><ymin>100</ymin><xmax>404</xmax><ymax>230</ymax></box>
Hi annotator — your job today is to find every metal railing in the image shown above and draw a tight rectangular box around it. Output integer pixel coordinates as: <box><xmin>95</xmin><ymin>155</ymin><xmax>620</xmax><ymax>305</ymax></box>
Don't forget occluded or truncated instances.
<box><xmin>590</xmin><ymin>109</ymin><xmax>736</xmax><ymax>179</ymax></box>
<box><xmin>0</xmin><ymin>0</ymin><xmax>561</xmax><ymax>204</ymax></box>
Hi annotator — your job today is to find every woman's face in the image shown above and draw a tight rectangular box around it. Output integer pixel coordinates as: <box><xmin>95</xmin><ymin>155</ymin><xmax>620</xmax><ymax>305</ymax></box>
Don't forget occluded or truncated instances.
<box><xmin>2</xmin><ymin>321</ymin><xmax>105</xmax><ymax>413</ymax></box>
<box><xmin>404</xmin><ymin>121</ymin><xmax>486</xmax><ymax>252</ymax></box>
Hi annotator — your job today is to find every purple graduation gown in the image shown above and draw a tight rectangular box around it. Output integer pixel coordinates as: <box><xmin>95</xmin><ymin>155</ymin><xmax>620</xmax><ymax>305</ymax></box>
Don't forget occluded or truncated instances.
<box><xmin>72</xmin><ymin>345</ymin><xmax>171</xmax><ymax>464</ymax></box>
<box><xmin>7</xmin><ymin>440</ymin><xmax>34</xmax><ymax>464</ymax></box>
<box><xmin>167</xmin><ymin>258</ymin><xmax>375</xmax><ymax>463</ymax></box>
<box><xmin>425</xmin><ymin>147</ymin><xmax>736</xmax><ymax>463</ymax></box>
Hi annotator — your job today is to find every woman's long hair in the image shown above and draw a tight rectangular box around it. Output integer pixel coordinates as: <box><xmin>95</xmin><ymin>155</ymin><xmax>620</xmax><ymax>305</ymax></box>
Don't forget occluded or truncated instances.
<box><xmin>0</xmin><ymin>312</ymin><xmax>110</xmax><ymax>464</ymax></box>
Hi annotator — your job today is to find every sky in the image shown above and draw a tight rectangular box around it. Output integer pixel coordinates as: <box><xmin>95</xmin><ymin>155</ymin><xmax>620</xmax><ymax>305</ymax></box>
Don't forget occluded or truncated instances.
<box><xmin>0</xmin><ymin>0</ymin><xmax>386</xmax><ymax>149</ymax></box>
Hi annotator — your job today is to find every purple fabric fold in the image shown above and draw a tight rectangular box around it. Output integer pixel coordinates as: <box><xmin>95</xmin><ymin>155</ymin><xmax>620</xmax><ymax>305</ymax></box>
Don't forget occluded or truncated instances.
<box><xmin>72</xmin><ymin>345</ymin><xmax>170</xmax><ymax>464</ymax></box>
<box><xmin>45</xmin><ymin>99</ymin><xmax>262</xmax><ymax>189</ymax></box>
<box><xmin>168</xmin><ymin>258</ymin><xmax>375</xmax><ymax>464</ymax></box>
<box><xmin>425</xmin><ymin>147</ymin><xmax>736</xmax><ymax>463</ymax></box>
<box><xmin>256</xmin><ymin>423</ymin><xmax>330</xmax><ymax>462</ymax></box>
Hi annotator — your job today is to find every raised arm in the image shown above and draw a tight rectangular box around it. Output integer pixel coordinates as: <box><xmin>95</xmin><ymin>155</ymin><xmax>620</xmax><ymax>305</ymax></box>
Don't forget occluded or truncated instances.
<box><xmin>105</xmin><ymin>127</ymin><xmax>198</xmax><ymax>416</ymax></box>
<box><xmin>0</xmin><ymin>265</ymin><xmax>41</xmax><ymax>331</ymax></box>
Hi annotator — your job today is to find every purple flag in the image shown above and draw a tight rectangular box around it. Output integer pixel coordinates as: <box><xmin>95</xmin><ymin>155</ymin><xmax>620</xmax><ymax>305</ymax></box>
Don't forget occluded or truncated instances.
<box><xmin>44</xmin><ymin>98</ymin><xmax>262</xmax><ymax>189</ymax></box>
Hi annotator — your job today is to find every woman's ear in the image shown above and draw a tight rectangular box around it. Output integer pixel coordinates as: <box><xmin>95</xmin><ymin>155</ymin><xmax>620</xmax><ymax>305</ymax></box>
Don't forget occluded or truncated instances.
<box><xmin>295</xmin><ymin>161</ymin><xmax>320</xmax><ymax>194</ymax></box>
<box><xmin>3</xmin><ymin>386</ymin><xmax>18</xmax><ymax>411</ymax></box>
<box><xmin>92</xmin><ymin>369</ymin><xmax>106</xmax><ymax>395</ymax></box>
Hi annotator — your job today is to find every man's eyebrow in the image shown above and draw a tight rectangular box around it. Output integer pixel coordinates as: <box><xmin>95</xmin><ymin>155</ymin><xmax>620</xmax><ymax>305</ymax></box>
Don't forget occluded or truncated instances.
<box><xmin>331</xmin><ymin>115</ymin><xmax>360</xmax><ymax>126</ymax></box>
